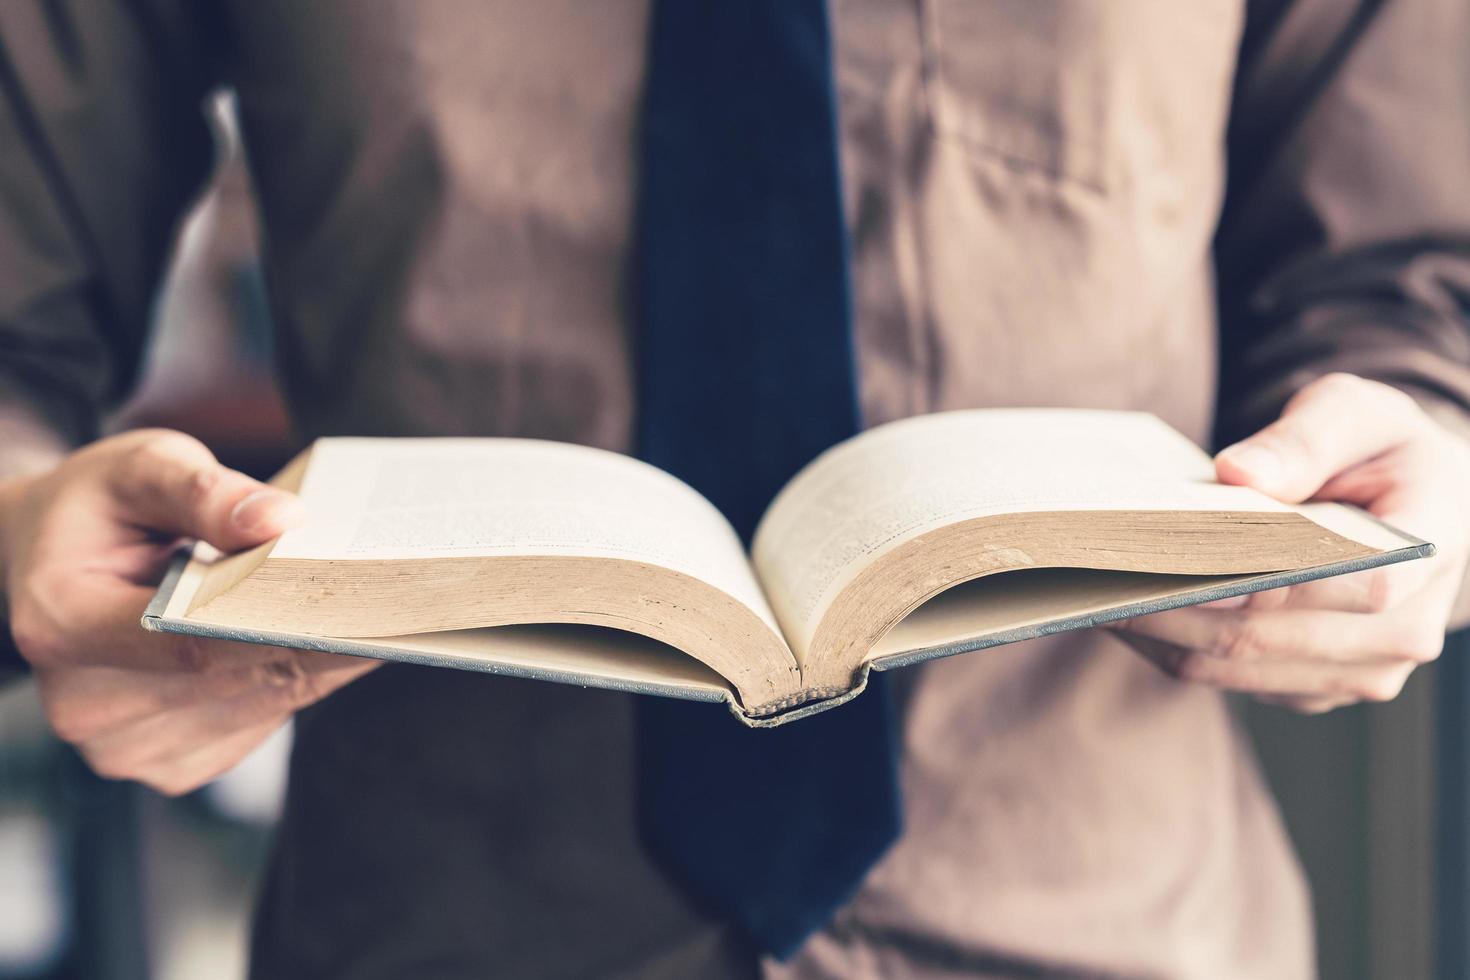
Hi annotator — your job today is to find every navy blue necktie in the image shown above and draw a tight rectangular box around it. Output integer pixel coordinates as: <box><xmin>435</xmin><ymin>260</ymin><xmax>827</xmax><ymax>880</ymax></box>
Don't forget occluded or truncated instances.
<box><xmin>633</xmin><ymin>0</ymin><xmax>903</xmax><ymax>959</ymax></box>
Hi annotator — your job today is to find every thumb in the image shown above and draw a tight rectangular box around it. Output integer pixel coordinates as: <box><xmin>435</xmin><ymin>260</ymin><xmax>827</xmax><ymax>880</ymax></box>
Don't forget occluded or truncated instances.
<box><xmin>1214</xmin><ymin>374</ymin><xmax>1425</xmax><ymax>503</ymax></box>
<box><xmin>104</xmin><ymin>431</ymin><xmax>304</xmax><ymax>552</ymax></box>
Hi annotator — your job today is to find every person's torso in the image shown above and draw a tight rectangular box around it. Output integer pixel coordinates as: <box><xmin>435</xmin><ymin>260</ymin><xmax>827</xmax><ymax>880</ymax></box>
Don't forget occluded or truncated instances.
<box><xmin>229</xmin><ymin>0</ymin><xmax>1236</xmax><ymax>451</ymax></box>
<box><xmin>227</xmin><ymin>3</ymin><xmax>1312</xmax><ymax>977</ymax></box>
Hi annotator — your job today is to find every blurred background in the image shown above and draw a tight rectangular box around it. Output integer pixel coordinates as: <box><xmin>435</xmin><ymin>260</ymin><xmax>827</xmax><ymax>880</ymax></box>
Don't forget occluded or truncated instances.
<box><xmin>0</xmin><ymin>95</ymin><xmax>297</xmax><ymax>980</ymax></box>
<box><xmin>0</xmin><ymin>95</ymin><xmax>1465</xmax><ymax>980</ymax></box>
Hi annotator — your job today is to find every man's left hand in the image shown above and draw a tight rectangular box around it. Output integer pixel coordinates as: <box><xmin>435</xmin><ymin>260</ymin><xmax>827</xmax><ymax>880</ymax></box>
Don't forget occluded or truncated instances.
<box><xmin>1111</xmin><ymin>373</ymin><xmax>1470</xmax><ymax>713</ymax></box>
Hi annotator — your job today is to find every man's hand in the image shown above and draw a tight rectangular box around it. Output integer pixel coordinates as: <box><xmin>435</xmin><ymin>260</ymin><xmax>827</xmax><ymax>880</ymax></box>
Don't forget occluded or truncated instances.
<box><xmin>0</xmin><ymin>429</ymin><xmax>379</xmax><ymax>795</ymax></box>
<box><xmin>1110</xmin><ymin>373</ymin><xmax>1470</xmax><ymax>713</ymax></box>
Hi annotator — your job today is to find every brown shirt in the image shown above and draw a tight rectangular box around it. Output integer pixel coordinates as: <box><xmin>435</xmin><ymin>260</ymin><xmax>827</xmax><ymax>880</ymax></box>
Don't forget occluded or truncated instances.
<box><xmin>2</xmin><ymin>1</ymin><xmax>1469</xmax><ymax>977</ymax></box>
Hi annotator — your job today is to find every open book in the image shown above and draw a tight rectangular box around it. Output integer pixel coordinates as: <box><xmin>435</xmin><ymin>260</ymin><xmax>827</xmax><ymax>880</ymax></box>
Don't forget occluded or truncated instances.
<box><xmin>144</xmin><ymin>410</ymin><xmax>1431</xmax><ymax>726</ymax></box>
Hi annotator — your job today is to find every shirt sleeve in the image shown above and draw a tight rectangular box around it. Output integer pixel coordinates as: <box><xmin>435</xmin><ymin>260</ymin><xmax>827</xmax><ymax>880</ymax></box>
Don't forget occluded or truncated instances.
<box><xmin>0</xmin><ymin>1</ymin><xmax>217</xmax><ymax>674</ymax></box>
<box><xmin>1214</xmin><ymin>0</ymin><xmax>1470</xmax><ymax>627</ymax></box>
<box><xmin>1214</xmin><ymin>0</ymin><xmax>1470</xmax><ymax>446</ymax></box>
<box><xmin>0</xmin><ymin>0</ymin><xmax>218</xmax><ymax>475</ymax></box>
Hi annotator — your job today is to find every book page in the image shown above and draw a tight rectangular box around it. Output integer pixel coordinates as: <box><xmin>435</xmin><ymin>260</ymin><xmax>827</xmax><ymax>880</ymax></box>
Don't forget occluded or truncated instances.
<box><xmin>273</xmin><ymin>438</ymin><xmax>780</xmax><ymax>633</ymax></box>
<box><xmin>751</xmin><ymin>409</ymin><xmax>1292</xmax><ymax>653</ymax></box>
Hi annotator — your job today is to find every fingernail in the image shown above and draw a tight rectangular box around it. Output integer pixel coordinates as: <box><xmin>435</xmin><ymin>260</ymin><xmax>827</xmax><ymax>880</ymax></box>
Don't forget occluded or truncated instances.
<box><xmin>1201</xmin><ymin>594</ymin><xmax>1249</xmax><ymax>610</ymax></box>
<box><xmin>231</xmin><ymin>490</ymin><xmax>305</xmax><ymax>533</ymax></box>
<box><xmin>1218</xmin><ymin>443</ymin><xmax>1281</xmax><ymax>484</ymax></box>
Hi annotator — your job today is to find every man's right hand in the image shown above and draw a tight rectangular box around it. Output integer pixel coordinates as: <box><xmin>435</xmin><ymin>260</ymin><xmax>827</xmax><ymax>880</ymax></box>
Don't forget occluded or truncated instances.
<box><xmin>0</xmin><ymin>429</ymin><xmax>379</xmax><ymax>795</ymax></box>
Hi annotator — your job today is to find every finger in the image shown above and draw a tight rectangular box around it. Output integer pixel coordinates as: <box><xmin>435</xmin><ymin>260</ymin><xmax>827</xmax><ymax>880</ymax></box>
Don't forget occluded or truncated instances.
<box><xmin>1115</xmin><ymin>629</ymin><xmax>1416</xmax><ymax>702</ymax></box>
<box><xmin>1210</xmin><ymin>560</ymin><xmax>1431</xmax><ymax>615</ymax></box>
<box><xmin>1214</xmin><ymin>374</ymin><xmax>1426</xmax><ymax>503</ymax></box>
<box><xmin>37</xmin><ymin>578</ymin><xmax>301</xmax><ymax>672</ymax></box>
<box><xmin>103</xmin><ymin>431</ymin><xmax>304</xmax><ymax>552</ymax></box>
<box><xmin>134</xmin><ymin>718</ymin><xmax>289</xmax><ymax>798</ymax></box>
<box><xmin>103</xmin><ymin>540</ymin><xmax>185</xmax><ymax>587</ymax></box>
<box><xmin>1198</xmin><ymin>589</ymin><xmax>1294</xmax><ymax>612</ymax></box>
<box><xmin>1308</xmin><ymin>556</ymin><xmax>1446</xmax><ymax>614</ymax></box>
<box><xmin>1255</xmin><ymin>693</ymin><xmax>1356</xmax><ymax>715</ymax></box>
<box><xmin>37</xmin><ymin>651</ymin><xmax>372</xmax><ymax>743</ymax></box>
<box><xmin>79</xmin><ymin>652</ymin><xmax>377</xmax><ymax>777</ymax></box>
<box><xmin>1115</xmin><ymin>630</ymin><xmax>1187</xmax><ymax>676</ymax></box>
<box><xmin>1166</xmin><ymin>652</ymin><xmax>1416</xmax><ymax>704</ymax></box>
<box><xmin>1110</xmin><ymin>601</ymin><xmax>1445</xmax><ymax>666</ymax></box>
<box><xmin>38</xmin><ymin>663</ymin><xmax>274</xmax><ymax>741</ymax></box>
